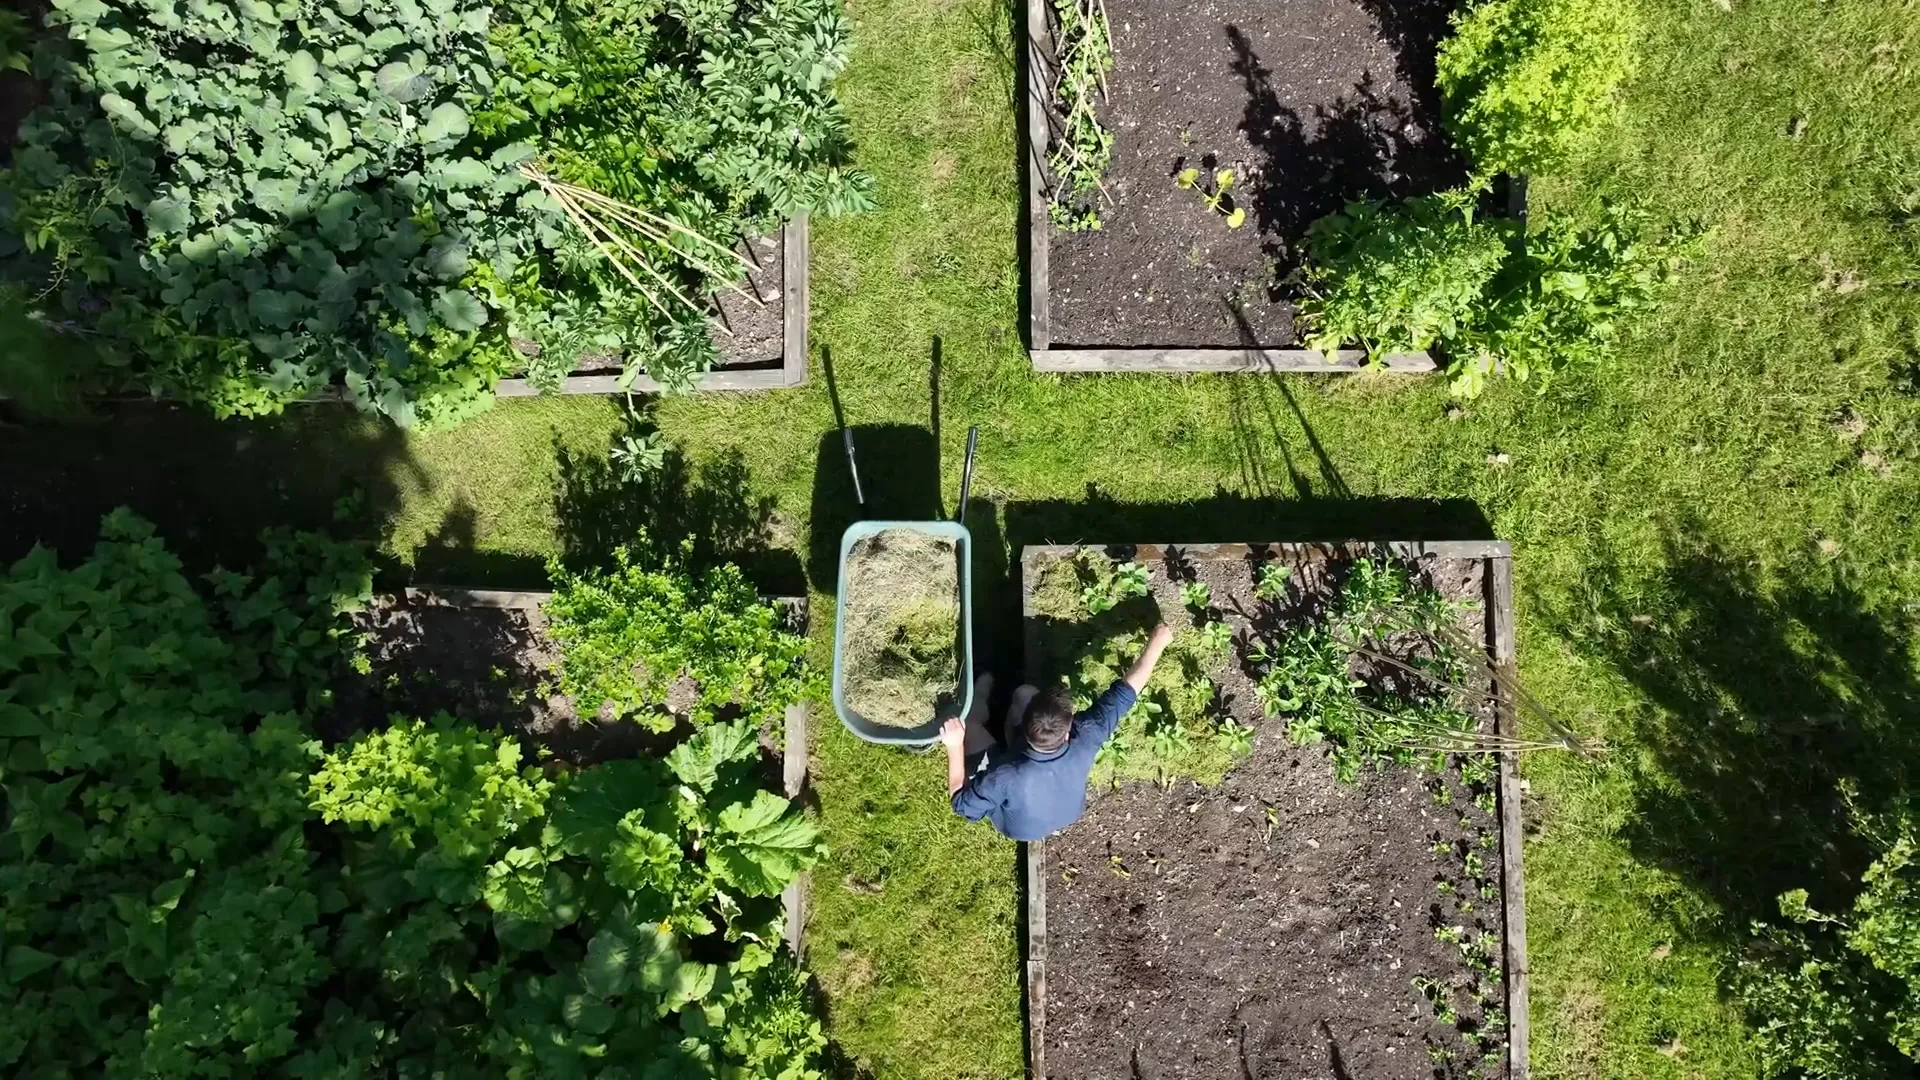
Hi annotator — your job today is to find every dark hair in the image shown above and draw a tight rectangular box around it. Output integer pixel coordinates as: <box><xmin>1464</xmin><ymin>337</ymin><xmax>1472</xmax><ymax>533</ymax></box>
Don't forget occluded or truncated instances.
<box><xmin>1025</xmin><ymin>686</ymin><xmax>1075</xmax><ymax>753</ymax></box>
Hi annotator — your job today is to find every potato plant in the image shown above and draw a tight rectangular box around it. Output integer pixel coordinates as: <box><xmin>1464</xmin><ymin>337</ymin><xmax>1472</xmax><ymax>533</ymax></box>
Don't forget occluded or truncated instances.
<box><xmin>542</xmin><ymin>535</ymin><xmax>817</xmax><ymax>732</ymax></box>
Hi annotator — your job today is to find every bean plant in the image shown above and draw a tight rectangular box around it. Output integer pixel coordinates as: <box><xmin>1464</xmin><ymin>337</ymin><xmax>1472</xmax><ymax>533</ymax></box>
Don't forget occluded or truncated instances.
<box><xmin>1046</xmin><ymin>0</ymin><xmax>1114</xmax><ymax>232</ymax></box>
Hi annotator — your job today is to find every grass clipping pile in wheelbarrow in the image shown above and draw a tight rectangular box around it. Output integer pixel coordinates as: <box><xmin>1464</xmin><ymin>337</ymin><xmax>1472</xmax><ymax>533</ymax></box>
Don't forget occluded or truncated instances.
<box><xmin>841</xmin><ymin>528</ymin><xmax>961</xmax><ymax>727</ymax></box>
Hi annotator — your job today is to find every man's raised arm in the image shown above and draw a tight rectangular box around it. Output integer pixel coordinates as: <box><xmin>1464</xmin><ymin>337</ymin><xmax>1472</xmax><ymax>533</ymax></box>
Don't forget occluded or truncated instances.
<box><xmin>1124</xmin><ymin>623</ymin><xmax>1176</xmax><ymax>692</ymax></box>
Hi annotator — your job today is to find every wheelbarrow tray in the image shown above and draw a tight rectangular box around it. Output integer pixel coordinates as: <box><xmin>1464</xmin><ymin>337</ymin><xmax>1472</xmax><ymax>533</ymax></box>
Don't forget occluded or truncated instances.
<box><xmin>831</xmin><ymin>519</ymin><xmax>975</xmax><ymax>746</ymax></box>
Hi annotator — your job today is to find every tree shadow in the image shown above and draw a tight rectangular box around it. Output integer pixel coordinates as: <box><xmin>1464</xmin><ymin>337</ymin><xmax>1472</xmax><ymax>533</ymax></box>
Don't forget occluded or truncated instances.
<box><xmin>1575</xmin><ymin>530</ymin><xmax>1920</xmax><ymax>924</ymax></box>
<box><xmin>410</xmin><ymin>495</ymin><xmax>549</xmax><ymax>589</ymax></box>
<box><xmin>1348</xmin><ymin>0</ymin><xmax>1455</xmax><ymax>123</ymax></box>
<box><xmin>552</xmin><ymin>432</ymin><xmax>804</xmax><ymax>595</ymax></box>
<box><xmin>0</xmin><ymin>399</ymin><xmax>423</xmax><ymax>573</ymax></box>
<box><xmin>1226</xmin><ymin>24</ymin><xmax>1465</xmax><ymax>278</ymax></box>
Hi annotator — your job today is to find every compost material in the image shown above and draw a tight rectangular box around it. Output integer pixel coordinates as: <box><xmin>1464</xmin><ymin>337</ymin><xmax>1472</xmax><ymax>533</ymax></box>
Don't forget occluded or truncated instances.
<box><xmin>1047</xmin><ymin>0</ymin><xmax>1463</xmax><ymax>348</ymax></box>
<box><xmin>1037</xmin><ymin>551</ymin><xmax>1508</xmax><ymax>1079</ymax></box>
<box><xmin>841</xmin><ymin>529</ymin><xmax>961</xmax><ymax>728</ymax></box>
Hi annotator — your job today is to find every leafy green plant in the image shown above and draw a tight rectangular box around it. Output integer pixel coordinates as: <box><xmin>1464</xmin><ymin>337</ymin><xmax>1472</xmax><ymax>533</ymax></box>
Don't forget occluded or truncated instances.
<box><xmin>0</xmin><ymin>511</ymin><xmax>367</xmax><ymax>1074</ymax></box>
<box><xmin>1735</xmin><ymin>790</ymin><xmax>1920</xmax><ymax>1078</ymax></box>
<box><xmin>1214</xmin><ymin>718</ymin><xmax>1254</xmax><ymax>757</ymax></box>
<box><xmin>1175</xmin><ymin>166</ymin><xmax>1247</xmax><ymax>229</ymax></box>
<box><xmin>1298</xmin><ymin>186</ymin><xmax>1692</xmax><ymax>395</ymax></box>
<box><xmin>1077</xmin><ymin>556</ymin><xmax>1151</xmax><ymax>614</ymax></box>
<box><xmin>1254</xmin><ymin>561</ymin><xmax>1292</xmax><ymax>602</ymax></box>
<box><xmin>611</xmin><ymin>427</ymin><xmax>669</xmax><ymax>485</ymax></box>
<box><xmin>0</xmin><ymin>0</ymin><xmax>870</xmax><ymax>421</ymax></box>
<box><xmin>1451</xmin><ymin>203</ymin><xmax>1697</xmax><ymax>396</ymax></box>
<box><xmin>1298</xmin><ymin>189</ymin><xmax>1512</xmax><ymax>363</ymax></box>
<box><xmin>1181</xmin><ymin>579</ymin><xmax>1213</xmax><ymax>611</ymax></box>
<box><xmin>544</xmin><ymin>536</ymin><xmax>816</xmax><ymax>731</ymax></box>
<box><xmin>0</xmin><ymin>513</ymin><xmax>830</xmax><ymax>1077</ymax></box>
<box><xmin>1436</xmin><ymin>0</ymin><xmax>1640</xmax><ymax>177</ymax></box>
<box><xmin>1197</xmin><ymin>618</ymin><xmax>1234</xmax><ymax>655</ymax></box>
<box><xmin>1046</xmin><ymin>0</ymin><xmax>1114</xmax><ymax>232</ymax></box>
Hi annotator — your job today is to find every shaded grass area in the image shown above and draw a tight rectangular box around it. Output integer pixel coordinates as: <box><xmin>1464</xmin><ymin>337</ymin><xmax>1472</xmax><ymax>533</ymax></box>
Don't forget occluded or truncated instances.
<box><xmin>3</xmin><ymin>0</ymin><xmax>1920</xmax><ymax>1075</ymax></box>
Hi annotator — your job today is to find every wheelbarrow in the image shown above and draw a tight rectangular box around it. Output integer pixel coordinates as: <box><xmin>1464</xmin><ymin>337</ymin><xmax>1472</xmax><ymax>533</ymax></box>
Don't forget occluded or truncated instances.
<box><xmin>830</xmin><ymin>426</ymin><xmax>978</xmax><ymax>747</ymax></box>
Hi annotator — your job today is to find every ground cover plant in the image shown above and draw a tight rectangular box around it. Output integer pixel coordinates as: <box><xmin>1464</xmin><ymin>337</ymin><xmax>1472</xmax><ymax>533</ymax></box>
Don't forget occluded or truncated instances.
<box><xmin>0</xmin><ymin>0</ymin><xmax>870</xmax><ymax>424</ymax></box>
<box><xmin>1030</xmin><ymin>546</ymin><xmax>1518</xmax><ymax>1076</ymax></box>
<box><xmin>0</xmin><ymin>513</ymin><xmax>828</xmax><ymax>1075</ymax></box>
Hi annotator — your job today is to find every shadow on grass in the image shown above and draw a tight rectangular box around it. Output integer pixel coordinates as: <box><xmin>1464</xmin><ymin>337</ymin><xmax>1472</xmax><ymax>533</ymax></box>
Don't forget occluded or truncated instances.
<box><xmin>1577</xmin><ymin>532</ymin><xmax>1920</xmax><ymax>925</ymax></box>
<box><xmin>805</xmin><ymin>423</ymin><xmax>944</xmax><ymax>590</ymax></box>
<box><xmin>552</xmin><ymin>414</ymin><xmax>805</xmax><ymax>595</ymax></box>
<box><xmin>0</xmin><ymin>399</ymin><xmax>422</xmax><ymax>571</ymax></box>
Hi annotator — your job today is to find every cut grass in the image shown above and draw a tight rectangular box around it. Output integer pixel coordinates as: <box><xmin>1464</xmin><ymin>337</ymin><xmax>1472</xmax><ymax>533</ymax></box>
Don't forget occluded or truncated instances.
<box><xmin>3</xmin><ymin>0</ymin><xmax>1919</xmax><ymax>1074</ymax></box>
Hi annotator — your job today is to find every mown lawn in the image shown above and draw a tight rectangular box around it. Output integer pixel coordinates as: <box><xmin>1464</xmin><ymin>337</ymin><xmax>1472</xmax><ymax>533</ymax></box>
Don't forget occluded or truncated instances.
<box><xmin>5</xmin><ymin>0</ymin><xmax>1919</xmax><ymax>1075</ymax></box>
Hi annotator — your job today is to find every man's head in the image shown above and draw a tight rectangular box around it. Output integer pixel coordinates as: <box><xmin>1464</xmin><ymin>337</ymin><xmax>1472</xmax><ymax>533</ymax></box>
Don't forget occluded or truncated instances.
<box><xmin>1025</xmin><ymin>686</ymin><xmax>1075</xmax><ymax>755</ymax></box>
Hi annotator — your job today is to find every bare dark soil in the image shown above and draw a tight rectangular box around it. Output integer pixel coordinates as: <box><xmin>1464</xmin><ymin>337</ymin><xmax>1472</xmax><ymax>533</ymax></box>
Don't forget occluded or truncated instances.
<box><xmin>1038</xmin><ymin>550</ymin><xmax>1509</xmax><ymax>1079</ymax></box>
<box><xmin>328</xmin><ymin>594</ymin><xmax>656</xmax><ymax>764</ymax></box>
<box><xmin>1047</xmin><ymin>0</ymin><xmax>1464</xmax><ymax>348</ymax></box>
<box><xmin>328</xmin><ymin>593</ymin><xmax>798</xmax><ymax>788</ymax></box>
<box><xmin>711</xmin><ymin>230</ymin><xmax>786</xmax><ymax>366</ymax></box>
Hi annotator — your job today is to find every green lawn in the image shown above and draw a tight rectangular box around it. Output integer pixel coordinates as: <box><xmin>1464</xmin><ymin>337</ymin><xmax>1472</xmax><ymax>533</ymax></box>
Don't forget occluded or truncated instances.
<box><xmin>6</xmin><ymin>0</ymin><xmax>1920</xmax><ymax>1074</ymax></box>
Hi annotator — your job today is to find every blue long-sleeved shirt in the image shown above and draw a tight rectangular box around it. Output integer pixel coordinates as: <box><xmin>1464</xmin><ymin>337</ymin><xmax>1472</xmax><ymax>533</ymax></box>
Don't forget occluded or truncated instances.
<box><xmin>950</xmin><ymin>682</ymin><xmax>1136</xmax><ymax>841</ymax></box>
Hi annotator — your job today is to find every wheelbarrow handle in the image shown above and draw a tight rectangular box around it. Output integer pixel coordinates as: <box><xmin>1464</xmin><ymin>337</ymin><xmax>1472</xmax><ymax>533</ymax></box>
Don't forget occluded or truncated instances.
<box><xmin>842</xmin><ymin>426</ymin><xmax>865</xmax><ymax>509</ymax></box>
<box><xmin>956</xmin><ymin>426</ymin><xmax>978</xmax><ymax>525</ymax></box>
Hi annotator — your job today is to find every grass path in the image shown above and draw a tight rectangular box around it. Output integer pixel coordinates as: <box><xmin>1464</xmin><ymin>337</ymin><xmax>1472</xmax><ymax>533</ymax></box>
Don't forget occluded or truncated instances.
<box><xmin>6</xmin><ymin>0</ymin><xmax>1918</xmax><ymax>1074</ymax></box>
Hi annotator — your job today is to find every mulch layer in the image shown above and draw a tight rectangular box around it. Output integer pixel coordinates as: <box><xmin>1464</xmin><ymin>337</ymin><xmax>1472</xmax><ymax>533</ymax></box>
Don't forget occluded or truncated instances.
<box><xmin>1038</xmin><ymin>551</ymin><xmax>1509</xmax><ymax>1079</ymax></box>
<box><xmin>1046</xmin><ymin>0</ymin><xmax>1463</xmax><ymax>348</ymax></box>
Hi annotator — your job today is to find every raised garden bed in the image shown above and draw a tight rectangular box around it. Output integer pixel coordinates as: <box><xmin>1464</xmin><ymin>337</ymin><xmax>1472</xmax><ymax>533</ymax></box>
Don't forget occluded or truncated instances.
<box><xmin>494</xmin><ymin>217</ymin><xmax>810</xmax><ymax>396</ymax></box>
<box><xmin>1019</xmin><ymin>541</ymin><xmax>1528</xmax><ymax>1079</ymax></box>
<box><xmin>1023</xmin><ymin>0</ymin><xmax>1461</xmax><ymax>373</ymax></box>
<box><xmin>338</xmin><ymin>585</ymin><xmax>814</xmax><ymax>957</ymax></box>
<box><xmin>0</xmin><ymin>217</ymin><xmax>809</xmax><ymax>408</ymax></box>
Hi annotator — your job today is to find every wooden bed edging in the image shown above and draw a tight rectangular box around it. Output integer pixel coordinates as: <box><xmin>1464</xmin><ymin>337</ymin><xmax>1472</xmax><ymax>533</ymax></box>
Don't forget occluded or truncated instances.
<box><xmin>0</xmin><ymin>220</ymin><xmax>809</xmax><ymax>410</ymax></box>
<box><xmin>1033</xmin><ymin>347</ymin><xmax>1438</xmax><ymax>373</ymax></box>
<box><xmin>494</xmin><ymin>214</ymin><xmax>809</xmax><ymax>396</ymax></box>
<box><xmin>386</xmin><ymin>586</ymin><xmax>813</xmax><ymax>959</ymax></box>
<box><xmin>1016</xmin><ymin>541</ymin><xmax>1529</xmax><ymax>1080</ymax></box>
<box><xmin>1018</xmin><ymin>3</ymin><xmax>1436</xmax><ymax>376</ymax></box>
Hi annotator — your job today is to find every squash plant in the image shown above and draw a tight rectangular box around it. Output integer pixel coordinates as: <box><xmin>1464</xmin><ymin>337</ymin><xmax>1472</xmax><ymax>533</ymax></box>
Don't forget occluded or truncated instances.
<box><xmin>0</xmin><ymin>0</ymin><xmax>869</xmax><ymax>423</ymax></box>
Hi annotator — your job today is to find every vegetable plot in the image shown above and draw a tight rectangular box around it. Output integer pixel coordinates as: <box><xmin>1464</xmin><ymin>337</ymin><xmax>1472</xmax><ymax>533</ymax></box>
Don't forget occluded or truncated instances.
<box><xmin>1</xmin><ymin>0</ymin><xmax>870</xmax><ymax>424</ymax></box>
<box><xmin>0</xmin><ymin>513</ymin><xmax>829</xmax><ymax>1077</ymax></box>
<box><xmin>1022</xmin><ymin>542</ymin><xmax>1539</xmax><ymax>1079</ymax></box>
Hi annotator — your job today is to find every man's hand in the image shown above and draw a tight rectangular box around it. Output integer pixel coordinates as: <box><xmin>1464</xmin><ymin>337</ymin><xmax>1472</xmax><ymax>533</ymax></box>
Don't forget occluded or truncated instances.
<box><xmin>939</xmin><ymin>717</ymin><xmax>966</xmax><ymax>751</ymax></box>
<box><xmin>1125</xmin><ymin>622</ymin><xmax>1176</xmax><ymax>693</ymax></box>
<box><xmin>942</xmin><ymin>717</ymin><xmax>968</xmax><ymax>796</ymax></box>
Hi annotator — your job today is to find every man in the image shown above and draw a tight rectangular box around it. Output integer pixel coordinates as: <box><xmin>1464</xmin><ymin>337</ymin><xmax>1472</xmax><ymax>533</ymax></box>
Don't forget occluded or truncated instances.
<box><xmin>939</xmin><ymin>623</ymin><xmax>1175</xmax><ymax>841</ymax></box>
